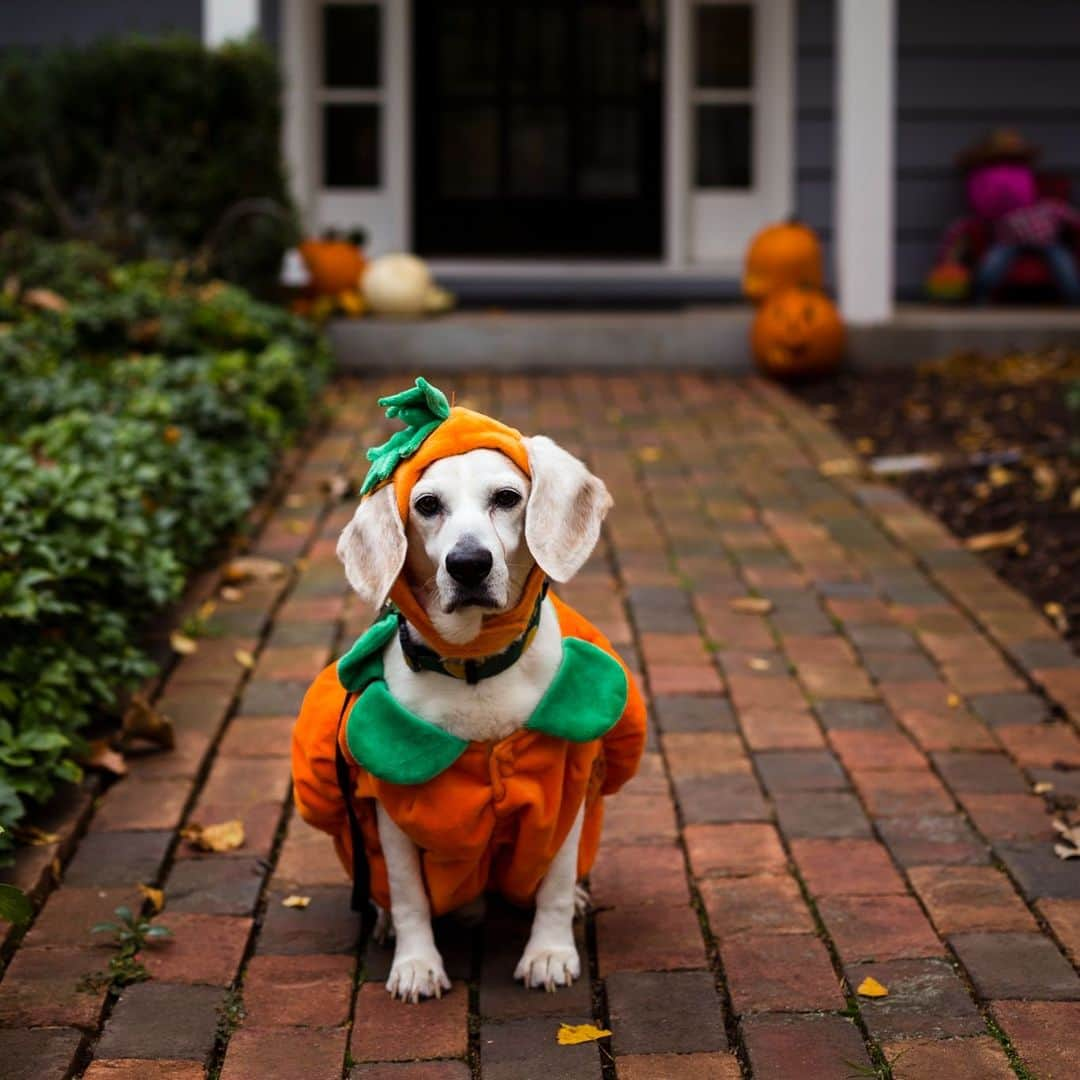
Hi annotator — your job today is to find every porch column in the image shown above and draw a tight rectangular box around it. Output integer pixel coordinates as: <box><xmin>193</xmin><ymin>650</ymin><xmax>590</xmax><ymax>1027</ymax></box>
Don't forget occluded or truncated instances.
<box><xmin>834</xmin><ymin>0</ymin><xmax>896</xmax><ymax>324</ymax></box>
<box><xmin>203</xmin><ymin>0</ymin><xmax>259</xmax><ymax>46</ymax></box>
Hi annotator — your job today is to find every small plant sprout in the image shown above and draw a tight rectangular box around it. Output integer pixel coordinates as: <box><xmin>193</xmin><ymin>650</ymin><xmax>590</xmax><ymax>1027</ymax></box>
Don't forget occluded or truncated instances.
<box><xmin>86</xmin><ymin>904</ymin><xmax>172</xmax><ymax>990</ymax></box>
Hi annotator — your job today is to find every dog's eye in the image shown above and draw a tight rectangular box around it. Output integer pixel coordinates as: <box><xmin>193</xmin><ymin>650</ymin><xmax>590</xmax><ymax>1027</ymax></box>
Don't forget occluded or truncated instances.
<box><xmin>414</xmin><ymin>494</ymin><xmax>442</xmax><ymax>518</ymax></box>
<box><xmin>491</xmin><ymin>488</ymin><xmax>523</xmax><ymax>510</ymax></box>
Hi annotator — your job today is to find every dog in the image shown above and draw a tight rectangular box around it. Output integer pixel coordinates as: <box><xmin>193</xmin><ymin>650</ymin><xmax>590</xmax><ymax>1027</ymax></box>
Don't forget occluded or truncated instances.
<box><xmin>293</xmin><ymin>390</ymin><xmax>646</xmax><ymax>1003</ymax></box>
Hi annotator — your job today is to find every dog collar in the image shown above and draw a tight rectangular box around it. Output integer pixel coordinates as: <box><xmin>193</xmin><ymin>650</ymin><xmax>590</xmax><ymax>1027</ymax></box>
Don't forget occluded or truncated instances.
<box><xmin>396</xmin><ymin>582</ymin><xmax>549</xmax><ymax>684</ymax></box>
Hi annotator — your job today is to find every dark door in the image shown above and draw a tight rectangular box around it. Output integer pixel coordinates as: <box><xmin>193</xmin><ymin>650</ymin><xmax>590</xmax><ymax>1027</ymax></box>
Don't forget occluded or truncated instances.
<box><xmin>413</xmin><ymin>0</ymin><xmax>663</xmax><ymax>257</ymax></box>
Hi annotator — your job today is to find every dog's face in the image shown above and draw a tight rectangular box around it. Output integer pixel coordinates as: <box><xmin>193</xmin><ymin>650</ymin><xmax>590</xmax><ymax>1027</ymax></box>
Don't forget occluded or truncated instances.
<box><xmin>338</xmin><ymin>435</ymin><xmax>612</xmax><ymax>646</ymax></box>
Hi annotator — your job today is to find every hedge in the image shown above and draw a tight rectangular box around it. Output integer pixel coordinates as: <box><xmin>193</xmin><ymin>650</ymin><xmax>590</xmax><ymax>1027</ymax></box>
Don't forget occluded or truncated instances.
<box><xmin>0</xmin><ymin>35</ymin><xmax>296</xmax><ymax>296</ymax></box>
<box><xmin>0</xmin><ymin>235</ymin><xmax>331</xmax><ymax>862</ymax></box>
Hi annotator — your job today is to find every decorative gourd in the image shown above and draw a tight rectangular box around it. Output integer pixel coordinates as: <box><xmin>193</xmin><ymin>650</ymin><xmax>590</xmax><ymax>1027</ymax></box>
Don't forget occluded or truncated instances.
<box><xmin>751</xmin><ymin>286</ymin><xmax>845</xmax><ymax>379</ymax></box>
<box><xmin>742</xmin><ymin>220</ymin><xmax>824</xmax><ymax>302</ymax></box>
<box><xmin>925</xmin><ymin>262</ymin><xmax>972</xmax><ymax>302</ymax></box>
<box><xmin>363</xmin><ymin>254</ymin><xmax>454</xmax><ymax>316</ymax></box>
<box><xmin>299</xmin><ymin>237</ymin><xmax>366</xmax><ymax>295</ymax></box>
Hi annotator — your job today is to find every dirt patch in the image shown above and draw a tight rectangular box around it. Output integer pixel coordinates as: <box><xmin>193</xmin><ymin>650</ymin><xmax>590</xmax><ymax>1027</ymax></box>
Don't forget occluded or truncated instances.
<box><xmin>793</xmin><ymin>351</ymin><xmax>1080</xmax><ymax>651</ymax></box>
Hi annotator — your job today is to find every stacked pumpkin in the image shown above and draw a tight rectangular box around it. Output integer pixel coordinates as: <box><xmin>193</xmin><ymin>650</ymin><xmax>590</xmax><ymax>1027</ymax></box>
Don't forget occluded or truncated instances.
<box><xmin>743</xmin><ymin>220</ymin><xmax>845</xmax><ymax>380</ymax></box>
<box><xmin>292</xmin><ymin>230</ymin><xmax>368</xmax><ymax>318</ymax></box>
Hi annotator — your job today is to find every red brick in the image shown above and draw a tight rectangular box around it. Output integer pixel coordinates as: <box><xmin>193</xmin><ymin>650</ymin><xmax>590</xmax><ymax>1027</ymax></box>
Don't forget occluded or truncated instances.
<box><xmin>1038</xmin><ymin>899</ymin><xmax>1080</xmax><ymax>964</ymax></box>
<box><xmin>243</xmin><ymin>953</ymin><xmax>355</xmax><ymax>1027</ymax></box>
<box><xmin>850</xmin><ymin>768</ymin><xmax>954</xmax><ymax>816</ymax></box>
<box><xmin>722</xmin><ymin>933</ymin><xmax>844</xmax><ymax>1013</ymax></box>
<box><xmin>881</xmin><ymin>1037</ymin><xmax>1015</xmax><ymax>1080</ymax></box>
<box><xmin>727</xmin><ymin>676</ymin><xmax>806</xmax><ymax>711</ymax></box>
<box><xmin>221</xmin><ymin>1026</ymin><xmax>347</xmax><ymax>1080</ymax></box>
<box><xmin>590</xmin><ymin>843</ymin><xmax>690</xmax><ymax>908</ymax></box>
<box><xmin>95</xmin><ymin>982</ymin><xmax>224</xmax><ymax>1061</ymax></box>
<box><xmin>799</xmin><ymin>664</ymin><xmax>877</xmax><ymax>700</ymax></box>
<box><xmin>0</xmin><ymin>947</ymin><xmax>106</xmax><ymax>1030</ymax></box>
<box><xmin>830</xmin><ymin>730</ymin><xmax>925</xmax><ymax>771</ymax></box>
<box><xmin>350</xmin><ymin>1066</ymin><xmax>470</xmax><ymax>1080</ymax></box>
<box><xmin>744</xmin><ymin>1012</ymin><xmax>871</xmax><ymax>1079</ymax></box>
<box><xmin>141</xmin><ymin>914</ymin><xmax>251</xmax><ymax>986</ymax></box>
<box><xmin>661</xmin><ymin>732</ymin><xmax>748</xmax><ymax>776</ymax></box>
<box><xmin>996</xmin><ymin>722</ymin><xmax>1080</xmax><ymax>768</ymax></box>
<box><xmin>90</xmin><ymin>778</ymin><xmax>191</xmax><ymax>832</ymax></box>
<box><xmin>24</xmin><ymin>886</ymin><xmax>142</xmax><ymax>948</ymax></box>
<box><xmin>790</xmin><ymin>839</ymin><xmax>907</xmax><ymax>897</ymax></box>
<box><xmin>639</xmin><ymin>633</ymin><xmax>710</xmax><ymax>665</ymax></box>
<box><xmin>256</xmin><ymin>645</ymin><xmax>331</xmax><ymax>681</ymax></box>
<box><xmin>684</xmin><ymin>823</ymin><xmax>787</xmax><ymax>878</ymax></box>
<box><xmin>602</xmin><ymin>791</ymin><xmax>679</xmax><ymax>844</ymax></box>
<box><xmin>616</xmin><ymin>1053</ymin><xmax>741</xmax><ymax>1080</ymax></box>
<box><xmin>350</xmin><ymin>982</ymin><xmax>467</xmax><ymax>1061</ymax></box>
<box><xmin>275</xmin><ymin>823</ymin><xmax>352</xmax><ymax>888</ymax></box>
<box><xmin>740</xmin><ymin>708</ymin><xmax>825</xmax><ymax>750</ymax></box>
<box><xmin>908</xmin><ymin>865</ymin><xmax>1036</xmax><ymax>934</ymax></box>
<box><xmin>597</xmin><ymin>903</ymin><xmax>706</xmax><ymax>973</ymax></box>
<box><xmin>0</xmin><ymin>1028</ymin><xmax>84</xmax><ymax>1080</ymax></box>
<box><xmin>960</xmin><ymin>794</ymin><xmax>1055</xmax><ymax>840</ymax></box>
<box><xmin>218</xmin><ymin>714</ymin><xmax>295</xmax><ymax>758</ymax></box>
<box><xmin>898</xmin><ymin>708</ymin><xmax>998</xmax><ymax>751</ymax></box>
<box><xmin>774</xmin><ymin>792</ymin><xmax>872</xmax><ymax>839</ymax></box>
<box><xmin>818</xmin><ymin>895</ymin><xmax>943</xmax><ymax>963</ymax></box>
<box><xmin>700</xmin><ymin>874</ymin><xmax>814</xmax><ymax>938</ymax></box>
<box><xmin>606</xmin><ymin>970</ymin><xmax>727</xmax><ymax>1053</ymax></box>
<box><xmin>84</xmin><ymin>1063</ymin><xmax>205</xmax><ymax>1079</ymax></box>
<box><xmin>952</xmin><ymin>932</ymin><xmax>1080</xmax><ymax>1000</ymax></box>
<box><xmin>649</xmin><ymin>665</ymin><xmax>725</xmax><ymax>695</ymax></box>
<box><xmin>990</xmin><ymin>1001</ymin><xmax>1080</xmax><ymax>1080</ymax></box>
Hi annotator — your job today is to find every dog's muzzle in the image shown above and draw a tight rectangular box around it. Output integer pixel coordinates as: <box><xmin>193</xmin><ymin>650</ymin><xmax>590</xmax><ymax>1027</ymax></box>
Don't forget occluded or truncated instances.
<box><xmin>444</xmin><ymin>539</ymin><xmax>497</xmax><ymax>610</ymax></box>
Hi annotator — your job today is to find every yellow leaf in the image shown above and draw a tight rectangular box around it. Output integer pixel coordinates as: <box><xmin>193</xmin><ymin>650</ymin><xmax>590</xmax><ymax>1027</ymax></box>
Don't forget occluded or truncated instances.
<box><xmin>946</xmin><ymin>693</ymin><xmax>961</xmax><ymax>709</ymax></box>
<box><xmin>220</xmin><ymin>586</ymin><xmax>244</xmax><ymax>603</ymax></box>
<box><xmin>122</xmin><ymin>694</ymin><xmax>175</xmax><ymax>751</ymax></box>
<box><xmin>964</xmin><ymin>524</ymin><xmax>1024</xmax><ymax>552</ymax></box>
<box><xmin>83</xmin><ymin>738</ymin><xmax>127</xmax><ymax>776</ymax></box>
<box><xmin>730</xmin><ymin>596</ymin><xmax>773</xmax><ymax>615</ymax></box>
<box><xmin>557</xmin><ymin>1023</ymin><xmax>612</xmax><ymax>1046</ymax></box>
<box><xmin>1033</xmin><ymin>781</ymin><xmax>1054</xmax><ymax>795</ymax></box>
<box><xmin>857</xmin><ymin>976</ymin><xmax>889</xmax><ymax>998</ymax></box>
<box><xmin>169</xmin><ymin>631</ymin><xmax>198</xmax><ymax>656</ymax></box>
<box><xmin>988</xmin><ymin>465</ymin><xmax>1014</xmax><ymax>488</ymax></box>
<box><xmin>223</xmin><ymin>556</ymin><xmax>287</xmax><ymax>584</ymax></box>
<box><xmin>820</xmin><ymin>458</ymin><xmax>860</xmax><ymax>476</ymax></box>
<box><xmin>282</xmin><ymin>895</ymin><xmax>311</xmax><ymax>909</ymax></box>
<box><xmin>748</xmin><ymin>657</ymin><xmax>772</xmax><ymax>672</ymax></box>
<box><xmin>138</xmin><ymin>883</ymin><xmax>165</xmax><ymax>913</ymax></box>
<box><xmin>182</xmin><ymin>820</ymin><xmax>245</xmax><ymax>853</ymax></box>
<box><xmin>637</xmin><ymin>446</ymin><xmax>662</xmax><ymax>463</ymax></box>
<box><xmin>234</xmin><ymin>649</ymin><xmax>256</xmax><ymax>670</ymax></box>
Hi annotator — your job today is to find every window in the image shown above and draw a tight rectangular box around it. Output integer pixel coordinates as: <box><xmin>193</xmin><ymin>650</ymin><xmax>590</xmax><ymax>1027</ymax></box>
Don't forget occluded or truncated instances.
<box><xmin>319</xmin><ymin>3</ymin><xmax>383</xmax><ymax>189</ymax></box>
<box><xmin>691</xmin><ymin>2</ymin><xmax>754</xmax><ymax>189</ymax></box>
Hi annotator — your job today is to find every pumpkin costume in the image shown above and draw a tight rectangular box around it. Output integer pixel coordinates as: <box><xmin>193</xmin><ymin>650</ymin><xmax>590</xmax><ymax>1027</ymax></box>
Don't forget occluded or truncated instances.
<box><xmin>291</xmin><ymin>379</ymin><xmax>646</xmax><ymax>918</ymax></box>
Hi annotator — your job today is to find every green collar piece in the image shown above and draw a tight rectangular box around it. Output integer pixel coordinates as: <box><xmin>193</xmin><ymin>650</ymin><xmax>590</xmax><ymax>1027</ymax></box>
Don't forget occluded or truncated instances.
<box><xmin>336</xmin><ymin>626</ymin><xmax>628</xmax><ymax>786</ymax></box>
<box><xmin>358</xmin><ymin>377</ymin><xmax>451</xmax><ymax>497</ymax></box>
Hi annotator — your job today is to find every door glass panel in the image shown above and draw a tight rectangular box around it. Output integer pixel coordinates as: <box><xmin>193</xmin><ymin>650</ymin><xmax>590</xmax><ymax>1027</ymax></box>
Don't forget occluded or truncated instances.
<box><xmin>323</xmin><ymin>4</ymin><xmax>380</xmax><ymax>88</ymax></box>
<box><xmin>694</xmin><ymin>4</ymin><xmax>753</xmax><ymax>89</ymax></box>
<box><xmin>438</xmin><ymin>3</ymin><xmax>498</xmax><ymax>97</ymax></box>
<box><xmin>440</xmin><ymin>107</ymin><xmax>499</xmax><ymax>197</ymax></box>
<box><xmin>580</xmin><ymin>106</ymin><xmax>638</xmax><ymax>197</ymax></box>
<box><xmin>696</xmin><ymin>103</ymin><xmax>752</xmax><ymax>187</ymax></box>
<box><xmin>580</xmin><ymin>3</ymin><xmax>639</xmax><ymax>96</ymax></box>
<box><xmin>509</xmin><ymin>106</ymin><xmax>569</xmax><ymax>196</ymax></box>
<box><xmin>324</xmin><ymin>103</ymin><xmax>380</xmax><ymax>187</ymax></box>
<box><xmin>509</xmin><ymin>4</ymin><xmax>568</xmax><ymax>97</ymax></box>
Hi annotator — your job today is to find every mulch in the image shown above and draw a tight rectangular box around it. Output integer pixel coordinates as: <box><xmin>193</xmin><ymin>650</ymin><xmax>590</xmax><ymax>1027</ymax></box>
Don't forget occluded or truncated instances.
<box><xmin>794</xmin><ymin>350</ymin><xmax>1080</xmax><ymax>652</ymax></box>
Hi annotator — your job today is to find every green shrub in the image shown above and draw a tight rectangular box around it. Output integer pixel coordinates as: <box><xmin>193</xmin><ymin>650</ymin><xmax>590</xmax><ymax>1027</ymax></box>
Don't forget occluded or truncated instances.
<box><xmin>0</xmin><ymin>36</ymin><xmax>297</xmax><ymax>295</ymax></box>
<box><xmin>0</xmin><ymin>237</ymin><xmax>330</xmax><ymax>862</ymax></box>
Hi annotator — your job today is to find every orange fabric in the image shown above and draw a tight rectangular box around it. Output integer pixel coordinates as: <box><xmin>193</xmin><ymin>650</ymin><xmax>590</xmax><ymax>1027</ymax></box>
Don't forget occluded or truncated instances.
<box><xmin>291</xmin><ymin>595</ymin><xmax>647</xmax><ymax>917</ymax></box>
<box><xmin>382</xmin><ymin>405</ymin><xmax>541</xmax><ymax>659</ymax></box>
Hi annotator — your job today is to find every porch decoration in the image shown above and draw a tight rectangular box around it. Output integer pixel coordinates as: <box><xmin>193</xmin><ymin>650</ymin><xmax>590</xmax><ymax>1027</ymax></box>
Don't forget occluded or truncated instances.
<box><xmin>294</xmin><ymin>229</ymin><xmax>369</xmax><ymax>318</ymax></box>
<box><xmin>362</xmin><ymin>254</ymin><xmax>455</xmax><ymax>316</ymax></box>
<box><xmin>742</xmin><ymin>220</ymin><xmax>825</xmax><ymax>302</ymax></box>
<box><xmin>750</xmin><ymin>285</ymin><xmax>845</xmax><ymax>380</ymax></box>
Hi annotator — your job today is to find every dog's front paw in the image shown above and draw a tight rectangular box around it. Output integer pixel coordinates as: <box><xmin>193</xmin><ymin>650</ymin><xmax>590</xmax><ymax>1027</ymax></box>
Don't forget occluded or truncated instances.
<box><xmin>386</xmin><ymin>949</ymin><xmax>451</xmax><ymax>1003</ymax></box>
<box><xmin>514</xmin><ymin>940</ymin><xmax>581</xmax><ymax>992</ymax></box>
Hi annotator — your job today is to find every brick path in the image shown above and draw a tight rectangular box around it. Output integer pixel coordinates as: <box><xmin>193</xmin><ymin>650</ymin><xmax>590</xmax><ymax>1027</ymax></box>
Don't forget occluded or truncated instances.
<box><xmin>2</xmin><ymin>373</ymin><xmax>1079</xmax><ymax>1080</ymax></box>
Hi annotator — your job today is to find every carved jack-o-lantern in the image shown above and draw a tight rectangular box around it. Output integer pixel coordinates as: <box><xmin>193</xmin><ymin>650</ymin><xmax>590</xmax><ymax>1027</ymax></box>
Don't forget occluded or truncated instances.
<box><xmin>751</xmin><ymin>286</ymin><xmax>845</xmax><ymax>379</ymax></box>
<box><xmin>742</xmin><ymin>220</ymin><xmax>825</xmax><ymax>302</ymax></box>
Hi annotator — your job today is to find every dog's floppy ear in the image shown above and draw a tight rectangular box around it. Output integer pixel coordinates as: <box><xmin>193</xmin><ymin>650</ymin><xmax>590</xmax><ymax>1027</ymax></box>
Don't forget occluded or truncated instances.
<box><xmin>524</xmin><ymin>435</ymin><xmax>613</xmax><ymax>583</ymax></box>
<box><xmin>337</xmin><ymin>483</ymin><xmax>407</xmax><ymax>611</ymax></box>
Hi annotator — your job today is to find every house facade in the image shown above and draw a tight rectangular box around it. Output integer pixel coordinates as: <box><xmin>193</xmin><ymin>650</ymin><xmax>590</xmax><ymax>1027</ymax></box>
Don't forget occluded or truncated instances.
<box><xmin>4</xmin><ymin>1</ymin><xmax>1080</xmax><ymax>323</ymax></box>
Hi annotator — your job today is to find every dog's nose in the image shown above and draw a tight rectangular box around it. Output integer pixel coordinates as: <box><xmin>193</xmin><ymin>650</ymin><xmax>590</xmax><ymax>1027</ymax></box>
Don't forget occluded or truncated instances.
<box><xmin>446</xmin><ymin>543</ymin><xmax>494</xmax><ymax>587</ymax></box>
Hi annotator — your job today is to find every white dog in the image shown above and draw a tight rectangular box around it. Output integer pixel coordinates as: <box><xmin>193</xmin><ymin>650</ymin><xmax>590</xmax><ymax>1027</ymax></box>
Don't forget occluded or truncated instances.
<box><xmin>336</xmin><ymin>437</ymin><xmax>614</xmax><ymax>1001</ymax></box>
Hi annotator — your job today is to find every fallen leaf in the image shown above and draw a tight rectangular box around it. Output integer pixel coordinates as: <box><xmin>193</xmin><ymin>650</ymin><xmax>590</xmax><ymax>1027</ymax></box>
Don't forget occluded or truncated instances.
<box><xmin>12</xmin><ymin>825</ymin><xmax>61</xmax><ymax>846</ymax></box>
<box><xmin>234</xmin><ymin>649</ymin><xmax>256</xmax><ymax>670</ymax></box>
<box><xmin>223</xmin><ymin>556</ymin><xmax>287</xmax><ymax>584</ymax></box>
<box><xmin>1052</xmin><ymin>819</ymin><xmax>1080</xmax><ymax>847</ymax></box>
<box><xmin>285</xmin><ymin>493</ymin><xmax>307</xmax><ymax>509</ymax></box>
<box><xmin>730</xmin><ymin>596</ymin><xmax>773</xmax><ymax>615</ymax></box>
<box><xmin>1034</xmin><ymin>781</ymin><xmax>1055</xmax><ymax>795</ymax></box>
<box><xmin>169</xmin><ymin>631</ymin><xmax>198</xmax><ymax>656</ymax></box>
<box><xmin>220</xmin><ymin>586</ymin><xmax>244</xmax><ymax>602</ymax></box>
<box><xmin>122</xmin><ymin>694</ymin><xmax>175</xmax><ymax>751</ymax></box>
<box><xmin>637</xmin><ymin>446</ymin><xmax>662</xmax><ymax>463</ymax></box>
<box><xmin>965</xmin><ymin>524</ymin><xmax>1024</xmax><ymax>552</ymax></box>
<box><xmin>182</xmin><ymin>820</ymin><xmax>245</xmax><ymax>853</ymax></box>
<box><xmin>947</xmin><ymin>693</ymin><xmax>961</xmax><ymax>709</ymax></box>
<box><xmin>23</xmin><ymin>287</ymin><xmax>68</xmax><ymax>312</ymax></box>
<box><xmin>1054</xmin><ymin>844</ymin><xmax>1080</xmax><ymax>861</ymax></box>
<box><xmin>282</xmin><ymin>895</ymin><xmax>311</xmax><ymax>909</ymax></box>
<box><xmin>83</xmin><ymin>739</ymin><xmax>127</xmax><ymax>776</ymax></box>
<box><xmin>1044</xmin><ymin>602</ymin><xmax>1069</xmax><ymax>634</ymax></box>
<box><xmin>138</xmin><ymin>883</ymin><xmax>165</xmax><ymax>913</ymax></box>
<box><xmin>988</xmin><ymin>465</ymin><xmax>1014</xmax><ymax>488</ymax></box>
<box><xmin>557</xmin><ymin>1023</ymin><xmax>612</xmax><ymax>1046</ymax></box>
<box><xmin>857</xmin><ymin>976</ymin><xmax>889</xmax><ymax>998</ymax></box>
<box><xmin>819</xmin><ymin>458</ymin><xmax>860</xmax><ymax>476</ymax></box>
<box><xmin>748</xmin><ymin>657</ymin><xmax>772</xmax><ymax>672</ymax></box>
<box><xmin>854</xmin><ymin>437</ymin><xmax>876</xmax><ymax>455</ymax></box>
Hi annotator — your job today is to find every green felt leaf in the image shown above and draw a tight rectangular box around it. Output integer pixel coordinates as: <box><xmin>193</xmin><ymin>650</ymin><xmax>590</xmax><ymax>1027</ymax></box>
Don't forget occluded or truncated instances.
<box><xmin>358</xmin><ymin>377</ymin><xmax>451</xmax><ymax>496</ymax></box>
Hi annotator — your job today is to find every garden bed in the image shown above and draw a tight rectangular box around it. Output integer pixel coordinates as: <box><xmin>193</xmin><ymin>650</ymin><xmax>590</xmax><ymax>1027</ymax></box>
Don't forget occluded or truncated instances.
<box><xmin>794</xmin><ymin>350</ymin><xmax>1079</xmax><ymax>651</ymax></box>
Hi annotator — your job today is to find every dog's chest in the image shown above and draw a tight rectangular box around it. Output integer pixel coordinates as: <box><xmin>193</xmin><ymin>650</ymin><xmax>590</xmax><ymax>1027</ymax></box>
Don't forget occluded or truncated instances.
<box><xmin>383</xmin><ymin>601</ymin><xmax>563</xmax><ymax>743</ymax></box>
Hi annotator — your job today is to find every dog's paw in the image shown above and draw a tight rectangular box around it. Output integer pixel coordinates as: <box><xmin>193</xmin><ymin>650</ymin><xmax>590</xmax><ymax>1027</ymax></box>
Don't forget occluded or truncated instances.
<box><xmin>514</xmin><ymin>941</ymin><xmax>581</xmax><ymax>992</ymax></box>
<box><xmin>386</xmin><ymin>950</ymin><xmax>451</xmax><ymax>1003</ymax></box>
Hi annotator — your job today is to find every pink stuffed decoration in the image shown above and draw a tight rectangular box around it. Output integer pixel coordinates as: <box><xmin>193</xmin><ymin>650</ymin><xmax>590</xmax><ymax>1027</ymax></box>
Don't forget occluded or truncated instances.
<box><xmin>966</xmin><ymin>162</ymin><xmax>1037</xmax><ymax>221</ymax></box>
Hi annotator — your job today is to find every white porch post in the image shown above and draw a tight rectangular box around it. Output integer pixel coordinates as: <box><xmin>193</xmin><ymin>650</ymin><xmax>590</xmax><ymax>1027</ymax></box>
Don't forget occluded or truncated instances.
<box><xmin>834</xmin><ymin>0</ymin><xmax>896</xmax><ymax>324</ymax></box>
<box><xmin>203</xmin><ymin>0</ymin><xmax>259</xmax><ymax>46</ymax></box>
<box><xmin>281</xmin><ymin>0</ymin><xmax>317</xmax><ymax>229</ymax></box>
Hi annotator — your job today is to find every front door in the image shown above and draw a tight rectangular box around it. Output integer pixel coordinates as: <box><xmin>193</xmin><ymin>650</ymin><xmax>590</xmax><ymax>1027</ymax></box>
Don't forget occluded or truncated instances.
<box><xmin>413</xmin><ymin>0</ymin><xmax>663</xmax><ymax>258</ymax></box>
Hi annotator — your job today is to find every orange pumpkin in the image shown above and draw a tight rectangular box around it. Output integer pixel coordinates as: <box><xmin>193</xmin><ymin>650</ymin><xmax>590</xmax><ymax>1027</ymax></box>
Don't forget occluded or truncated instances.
<box><xmin>742</xmin><ymin>220</ymin><xmax>824</xmax><ymax>302</ymax></box>
<box><xmin>751</xmin><ymin>286</ymin><xmax>845</xmax><ymax>379</ymax></box>
<box><xmin>299</xmin><ymin>238</ymin><xmax>366</xmax><ymax>296</ymax></box>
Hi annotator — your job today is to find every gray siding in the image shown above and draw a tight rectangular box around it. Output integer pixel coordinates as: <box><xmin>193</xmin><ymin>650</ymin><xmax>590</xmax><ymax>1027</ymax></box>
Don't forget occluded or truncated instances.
<box><xmin>796</xmin><ymin>0</ymin><xmax>834</xmax><ymax>286</ymax></box>
<box><xmin>896</xmin><ymin>0</ymin><xmax>1080</xmax><ymax>297</ymax></box>
<box><xmin>0</xmin><ymin>0</ymin><xmax>200</xmax><ymax>49</ymax></box>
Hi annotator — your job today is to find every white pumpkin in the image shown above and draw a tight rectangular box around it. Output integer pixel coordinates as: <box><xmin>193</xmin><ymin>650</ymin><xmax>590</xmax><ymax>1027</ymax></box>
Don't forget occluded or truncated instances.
<box><xmin>362</xmin><ymin>253</ymin><xmax>436</xmax><ymax>315</ymax></box>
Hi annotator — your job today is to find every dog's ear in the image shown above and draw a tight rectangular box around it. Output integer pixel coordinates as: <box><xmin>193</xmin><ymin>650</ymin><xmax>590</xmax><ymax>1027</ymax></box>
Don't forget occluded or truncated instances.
<box><xmin>337</xmin><ymin>484</ymin><xmax>407</xmax><ymax>611</ymax></box>
<box><xmin>524</xmin><ymin>435</ymin><xmax>613</xmax><ymax>583</ymax></box>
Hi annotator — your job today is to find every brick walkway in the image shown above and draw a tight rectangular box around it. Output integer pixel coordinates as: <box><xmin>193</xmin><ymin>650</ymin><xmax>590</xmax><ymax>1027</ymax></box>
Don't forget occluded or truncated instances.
<box><xmin>2</xmin><ymin>373</ymin><xmax>1079</xmax><ymax>1080</ymax></box>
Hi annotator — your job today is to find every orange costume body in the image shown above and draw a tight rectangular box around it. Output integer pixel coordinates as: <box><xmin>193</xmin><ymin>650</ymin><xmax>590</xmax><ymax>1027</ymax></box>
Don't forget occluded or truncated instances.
<box><xmin>291</xmin><ymin>380</ymin><xmax>647</xmax><ymax>917</ymax></box>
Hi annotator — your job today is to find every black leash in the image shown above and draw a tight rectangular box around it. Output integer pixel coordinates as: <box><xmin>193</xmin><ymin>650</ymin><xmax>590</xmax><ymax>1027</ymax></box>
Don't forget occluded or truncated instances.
<box><xmin>333</xmin><ymin>690</ymin><xmax>376</xmax><ymax>933</ymax></box>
